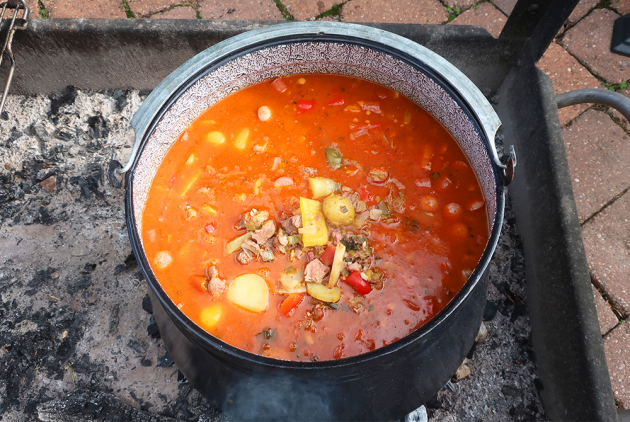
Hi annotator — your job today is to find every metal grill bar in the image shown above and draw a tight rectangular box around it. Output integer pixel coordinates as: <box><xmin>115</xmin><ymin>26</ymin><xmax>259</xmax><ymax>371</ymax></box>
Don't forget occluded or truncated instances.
<box><xmin>0</xmin><ymin>0</ymin><xmax>29</xmax><ymax>114</ymax></box>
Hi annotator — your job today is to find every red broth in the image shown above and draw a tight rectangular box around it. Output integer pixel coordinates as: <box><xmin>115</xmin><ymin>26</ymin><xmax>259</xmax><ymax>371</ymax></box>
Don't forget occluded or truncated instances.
<box><xmin>141</xmin><ymin>74</ymin><xmax>488</xmax><ymax>362</ymax></box>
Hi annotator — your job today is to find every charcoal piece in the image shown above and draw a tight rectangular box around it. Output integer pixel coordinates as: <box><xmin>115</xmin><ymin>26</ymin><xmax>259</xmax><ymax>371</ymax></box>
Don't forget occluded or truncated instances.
<box><xmin>140</xmin><ymin>357</ymin><xmax>152</xmax><ymax>367</ymax></box>
<box><xmin>48</xmin><ymin>85</ymin><xmax>77</xmax><ymax>115</ymax></box>
<box><xmin>483</xmin><ymin>300</ymin><xmax>499</xmax><ymax>321</ymax></box>
<box><xmin>157</xmin><ymin>352</ymin><xmax>173</xmax><ymax>368</ymax></box>
<box><xmin>141</xmin><ymin>295</ymin><xmax>153</xmax><ymax>314</ymax></box>
<box><xmin>147</xmin><ymin>322</ymin><xmax>160</xmax><ymax>339</ymax></box>
<box><xmin>36</xmin><ymin>391</ymin><xmax>180</xmax><ymax>422</ymax></box>
<box><xmin>109</xmin><ymin>304</ymin><xmax>120</xmax><ymax>335</ymax></box>
<box><xmin>114</xmin><ymin>254</ymin><xmax>137</xmax><ymax>275</ymax></box>
<box><xmin>87</xmin><ymin>115</ymin><xmax>109</xmax><ymax>139</ymax></box>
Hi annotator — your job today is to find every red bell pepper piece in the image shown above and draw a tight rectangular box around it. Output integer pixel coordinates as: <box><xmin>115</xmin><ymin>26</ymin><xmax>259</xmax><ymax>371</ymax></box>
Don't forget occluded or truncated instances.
<box><xmin>297</xmin><ymin>99</ymin><xmax>315</xmax><ymax>111</ymax></box>
<box><xmin>319</xmin><ymin>245</ymin><xmax>336</xmax><ymax>266</ymax></box>
<box><xmin>280</xmin><ymin>293</ymin><xmax>304</xmax><ymax>316</ymax></box>
<box><xmin>328</xmin><ymin>96</ymin><xmax>345</xmax><ymax>106</ymax></box>
<box><xmin>343</xmin><ymin>271</ymin><xmax>372</xmax><ymax>295</ymax></box>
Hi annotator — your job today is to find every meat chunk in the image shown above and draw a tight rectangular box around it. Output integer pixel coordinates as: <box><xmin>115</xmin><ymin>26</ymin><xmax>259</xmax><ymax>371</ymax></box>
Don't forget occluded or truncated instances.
<box><xmin>290</xmin><ymin>215</ymin><xmax>302</xmax><ymax>229</ymax></box>
<box><xmin>251</xmin><ymin>220</ymin><xmax>276</xmax><ymax>244</ymax></box>
<box><xmin>241</xmin><ymin>239</ymin><xmax>262</xmax><ymax>256</ymax></box>
<box><xmin>304</xmin><ymin>259</ymin><xmax>330</xmax><ymax>284</ymax></box>
<box><xmin>239</xmin><ymin>209</ymin><xmax>269</xmax><ymax>230</ymax></box>
<box><xmin>342</xmin><ymin>190</ymin><xmax>366</xmax><ymax>212</ymax></box>
<box><xmin>206</xmin><ymin>265</ymin><xmax>219</xmax><ymax>279</ymax></box>
<box><xmin>281</xmin><ymin>217</ymin><xmax>297</xmax><ymax>234</ymax></box>
<box><xmin>208</xmin><ymin>277</ymin><xmax>226</xmax><ymax>296</ymax></box>
<box><xmin>236</xmin><ymin>250</ymin><xmax>253</xmax><ymax>265</ymax></box>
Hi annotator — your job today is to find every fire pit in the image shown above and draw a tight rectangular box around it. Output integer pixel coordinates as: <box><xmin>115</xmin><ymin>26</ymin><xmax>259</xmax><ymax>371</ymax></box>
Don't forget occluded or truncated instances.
<box><xmin>0</xmin><ymin>2</ymin><xmax>618</xmax><ymax>419</ymax></box>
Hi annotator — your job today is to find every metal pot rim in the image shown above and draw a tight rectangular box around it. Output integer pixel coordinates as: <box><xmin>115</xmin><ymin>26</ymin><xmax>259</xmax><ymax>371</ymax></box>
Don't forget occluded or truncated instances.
<box><xmin>125</xmin><ymin>21</ymin><xmax>506</xmax><ymax>368</ymax></box>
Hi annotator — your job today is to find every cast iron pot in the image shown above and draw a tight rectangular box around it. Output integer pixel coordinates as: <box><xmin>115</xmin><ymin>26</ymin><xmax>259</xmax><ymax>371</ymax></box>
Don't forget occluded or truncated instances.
<box><xmin>119</xmin><ymin>22</ymin><xmax>512</xmax><ymax>421</ymax></box>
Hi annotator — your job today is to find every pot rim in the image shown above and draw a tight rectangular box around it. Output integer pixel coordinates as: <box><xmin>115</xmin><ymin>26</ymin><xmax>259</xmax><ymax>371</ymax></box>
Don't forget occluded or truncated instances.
<box><xmin>125</xmin><ymin>21</ymin><xmax>506</xmax><ymax>369</ymax></box>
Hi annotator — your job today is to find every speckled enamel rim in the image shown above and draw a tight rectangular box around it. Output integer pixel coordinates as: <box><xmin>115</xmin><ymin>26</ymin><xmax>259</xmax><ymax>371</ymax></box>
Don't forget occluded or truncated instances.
<box><xmin>125</xmin><ymin>22</ymin><xmax>506</xmax><ymax>368</ymax></box>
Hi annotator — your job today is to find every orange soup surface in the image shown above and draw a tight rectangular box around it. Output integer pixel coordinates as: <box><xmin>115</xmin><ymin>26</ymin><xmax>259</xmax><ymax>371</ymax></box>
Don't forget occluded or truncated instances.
<box><xmin>142</xmin><ymin>74</ymin><xmax>489</xmax><ymax>362</ymax></box>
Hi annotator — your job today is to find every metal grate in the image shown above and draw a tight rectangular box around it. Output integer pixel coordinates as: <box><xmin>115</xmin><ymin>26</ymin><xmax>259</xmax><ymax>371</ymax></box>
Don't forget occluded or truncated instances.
<box><xmin>0</xmin><ymin>0</ymin><xmax>29</xmax><ymax>114</ymax></box>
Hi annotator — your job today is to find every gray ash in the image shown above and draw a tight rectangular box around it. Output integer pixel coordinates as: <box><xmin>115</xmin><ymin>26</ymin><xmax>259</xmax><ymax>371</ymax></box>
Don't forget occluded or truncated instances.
<box><xmin>0</xmin><ymin>88</ymin><xmax>542</xmax><ymax>421</ymax></box>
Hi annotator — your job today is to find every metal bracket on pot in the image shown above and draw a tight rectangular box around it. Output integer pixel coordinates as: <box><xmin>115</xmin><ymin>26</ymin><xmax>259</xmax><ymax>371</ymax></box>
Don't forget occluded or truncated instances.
<box><xmin>108</xmin><ymin>153</ymin><xmax>125</xmax><ymax>189</ymax></box>
<box><xmin>500</xmin><ymin>145</ymin><xmax>517</xmax><ymax>186</ymax></box>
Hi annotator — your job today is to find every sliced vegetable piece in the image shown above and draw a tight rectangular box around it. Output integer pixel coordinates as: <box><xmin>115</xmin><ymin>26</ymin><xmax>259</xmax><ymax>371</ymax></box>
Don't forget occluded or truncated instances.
<box><xmin>258</xmin><ymin>106</ymin><xmax>272</xmax><ymax>121</ymax></box>
<box><xmin>307</xmin><ymin>282</ymin><xmax>341</xmax><ymax>303</ymax></box>
<box><xmin>343</xmin><ymin>270</ymin><xmax>372</xmax><ymax>295</ymax></box>
<box><xmin>325</xmin><ymin>147</ymin><xmax>343</xmax><ymax>169</ymax></box>
<box><xmin>227</xmin><ymin>273</ymin><xmax>269</xmax><ymax>313</ymax></box>
<box><xmin>180</xmin><ymin>172</ymin><xmax>201</xmax><ymax>198</ymax></box>
<box><xmin>308</xmin><ymin>177</ymin><xmax>339</xmax><ymax>198</ymax></box>
<box><xmin>207</xmin><ymin>131</ymin><xmax>225</xmax><ymax>145</ymax></box>
<box><xmin>328</xmin><ymin>96</ymin><xmax>344</xmax><ymax>106</ymax></box>
<box><xmin>271</xmin><ymin>78</ymin><xmax>288</xmax><ymax>93</ymax></box>
<box><xmin>322</xmin><ymin>195</ymin><xmax>355</xmax><ymax>226</ymax></box>
<box><xmin>279</xmin><ymin>293</ymin><xmax>304</xmax><ymax>316</ymax></box>
<box><xmin>280</xmin><ymin>267</ymin><xmax>305</xmax><ymax>289</ymax></box>
<box><xmin>234</xmin><ymin>128</ymin><xmax>250</xmax><ymax>150</ymax></box>
<box><xmin>154</xmin><ymin>251</ymin><xmax>173</xmax><ymax>269</ymax></box>
<box><xmin>319</xmin><ymin>245</ymin><xmax>336</xmax><ymax>266</ymax></box>
<box><xmin>299</xmin><ymin>197</ymin><xmax>329</xmax><ymax>247</ymax></box>
<box><xmin>225</xmin><ymin>232</ymin><xmax>252</xmax><ymax>254</ymax></box>
<box><xmin>199</xmin><ymin>305</ymin><xmax>222</xmax><ymax>328</ymax></box>
<box><xmin>328</xmin><ymin>242</ymin><xmax>346</xmax><ymax>288</ymax></box>
<box><xmin>297</xmin><ymin>99</ymin><xmax>315</xmax><ymax>111</ymax></box>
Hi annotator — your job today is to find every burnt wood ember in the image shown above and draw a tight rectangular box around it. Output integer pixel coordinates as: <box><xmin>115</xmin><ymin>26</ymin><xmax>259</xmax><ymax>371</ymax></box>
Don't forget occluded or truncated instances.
<box><xmin>0</xmin><ymin>88</ymin><xmax>543</xmax><ymax>420</ymax></box>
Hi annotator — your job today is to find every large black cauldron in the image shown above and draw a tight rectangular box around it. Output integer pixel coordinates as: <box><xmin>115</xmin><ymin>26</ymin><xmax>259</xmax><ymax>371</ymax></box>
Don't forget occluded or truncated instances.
<box><xmin>122</xmin><ymin>22</ymin><xmax>509</xmax><ymax>421</ymax></box>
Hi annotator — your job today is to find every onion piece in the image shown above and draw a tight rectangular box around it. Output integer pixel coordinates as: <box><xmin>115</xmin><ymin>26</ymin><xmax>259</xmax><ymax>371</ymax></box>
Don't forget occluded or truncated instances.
<box><xmin>225</xmin><ymin>232</ymin><xmax>252</xmax><ymax>255</ymax></box>
<box><xmin>328</xmin><ymin>242</ymin><xmax>346</xmax><ymax>288</ymax></box>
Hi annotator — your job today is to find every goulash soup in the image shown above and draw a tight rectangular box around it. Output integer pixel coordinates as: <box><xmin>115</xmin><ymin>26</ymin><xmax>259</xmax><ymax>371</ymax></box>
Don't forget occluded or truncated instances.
<box><xmin>141</xmin><ymin>74</ymin><xmax>488</xmax><ymax>362</ymax></box>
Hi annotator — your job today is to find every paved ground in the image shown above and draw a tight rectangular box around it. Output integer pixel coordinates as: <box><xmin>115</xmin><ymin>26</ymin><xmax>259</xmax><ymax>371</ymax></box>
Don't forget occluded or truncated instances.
<box><xmin>16</xmin><ymin>0</ymin><xmax>630</xmax><ymax>412</ymax></box>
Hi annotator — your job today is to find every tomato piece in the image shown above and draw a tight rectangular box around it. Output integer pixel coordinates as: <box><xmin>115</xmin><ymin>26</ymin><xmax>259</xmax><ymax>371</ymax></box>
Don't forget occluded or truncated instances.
<box><xmin>279</xmin><ymin>293</ymin><xmax>304</xmax><ymax>316</ymax></box>
<box><xmin>328</xmin><ymin>96</ymin><xmax>344</xmax><ymax>106</ymax></box>
<box><xmin>343</xmin><ymin>271</ymin><xmax>372</xmax><ymax>295</ymax></box>
<box><xmin>359</xmin><ymin>185</ymin><xmax>372</xmax><ymax>202</ymax></box>
<box><xmin>319</xmin><ymin>245</ymin><xmax>336</xmax><ymax>266</ymax></box>
<box><xmin>297</xmin><ymin>99</ymin><xmax>315</xmax><ymax>111</ymax></box>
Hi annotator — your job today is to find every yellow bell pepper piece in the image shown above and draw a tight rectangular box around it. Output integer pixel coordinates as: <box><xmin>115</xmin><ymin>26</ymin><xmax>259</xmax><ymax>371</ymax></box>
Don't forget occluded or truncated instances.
<box><xmin>299</xmin><ymin>197</ymin><xmax>328</xmax><ymax>247</ymax></box>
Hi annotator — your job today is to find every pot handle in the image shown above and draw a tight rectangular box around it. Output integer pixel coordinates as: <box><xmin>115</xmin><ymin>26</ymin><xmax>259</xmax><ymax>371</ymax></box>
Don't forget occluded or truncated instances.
<box><xmin>556</xmin><ymin>88</ymin><xmax>630</xmax><ymax>121</ymax></box>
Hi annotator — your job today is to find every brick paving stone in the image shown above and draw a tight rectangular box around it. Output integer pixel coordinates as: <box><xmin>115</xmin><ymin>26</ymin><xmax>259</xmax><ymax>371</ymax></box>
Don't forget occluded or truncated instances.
<box><xmin>562</xmin><ymin>9</ymin><xmax>630</xmax><ymax>83</ymax></box>
<box><xmin>150</xmin><ymin>5</ymin><xmax>198</xmax><ymax>18</ymax></box>
<box><xmin>41</xmin><ymin>0</ymin><xmax>127</xmax><ymax>18</ymax></box>
<box><xmin>603</xmin><ymin>321</ymin><xmax>630</xmax><ymax>408</ymax></box>
<box><xmin>448</xmin><ymin>2</ymin><xmax>506</xmax><ymax>39</ymax></box>
<box><xmin>567</xmin><ymin>0</ymin><xmax>598</xmax><ymax>26</ymax></box>
<box><xmin>282</xmin><ymin>0</ymin><xmax>341</xmax><ymax>21</ymax></box>
<box><xmin>442</xmin><ymin>0</ymin><xmax>478</xmax><ymax>11</ymax></box>
<box><xmin>582</xmin><ymin>192</ymin><xmax>630</xmax><ymax>316</ymax></box>
<box><xmin>127</xmin><ymin>0</ymin><xmax>182</xmax><ymax>17</ymax></box>
<box><xmin>611</xmin><ymin>0</ymin><xmax>630</xmax><ymax>15</ymax></box>
<box><xmin>341</xmin><ymin>0</ymin><xmax>448</xmax><ymax>24</ymax></box>
<box><xmin>562</xmin><ymin>109</ymin><xmax>630</xmax><ymax>221</ymax></box>
<box><xmin>537</xmin><ymin>42</ymin><xmax>601</xmax><ymax>126</ymax></box>
<box><xmin>199</xmin><ymin>0</ymin><xmax>284</xmax><ymax>20</ymax></box>
<box><xmin>491</xmin><ymin>0</ymin><xmax>515</xmax><ymax>16</ymax></box>
<box><xmin>592</xmin><ymin>284</ymin><xmax>620</xmax><ymax>336</ymax></box>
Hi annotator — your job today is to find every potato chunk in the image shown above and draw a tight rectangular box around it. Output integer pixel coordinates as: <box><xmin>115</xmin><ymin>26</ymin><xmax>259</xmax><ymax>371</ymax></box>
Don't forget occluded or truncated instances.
<box><xmin>154</xmin><ymin>251</ymin><xmax>172</xmax><ymax>269</ymax></box>
<box><xmin>307</xmin><ymin>283</ymin><xmax>341</xmax><ymax>303</ymax></box>
<box><xmin>322</xmin><ymin>195</ymin><xmax>355</xmax><ymax>226</ymax></box>
<box><xmin>234</xmin><ymin>128</ymin><xmax>249</xmax><ymax>150</ymax></box>
<box><xmin>200</xmin><ymin>305</ymin><xmax>222</xmax><ymax>329</ymax></box>
<box><xmin>308</xmin><ymin>177</ymin><xmax>339</xmax><ymax>199</ymax></box>
<box><xmin>207</xmin><ymin>131</ymin><xmax>225</xmax><ymax>145</ymax></box>
<box><xmin>227</xmin><ymin>274</ymin><xmax>269</xmax><ymax>313</ymax></box>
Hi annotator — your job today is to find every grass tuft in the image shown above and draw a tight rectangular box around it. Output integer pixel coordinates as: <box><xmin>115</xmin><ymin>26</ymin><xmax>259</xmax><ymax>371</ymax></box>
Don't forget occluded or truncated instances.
<box><xmin>317</xmin><ymin>2</ymin><xmax>345</xmax><ymax>20</ymax></box>
<box><xmin>121</xmin><ymin>0</ymin><xmax>136</xmax><ymax>18</ymax></box>
<box><xmin>37</xmin><ymin>0</ymin><xmax>48</xmax><ymax>18</ymax></box>
<box><xmin>274</xmin><ymin>0</ymin><xmax>295</xmax><ymax>21</ymax></box>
